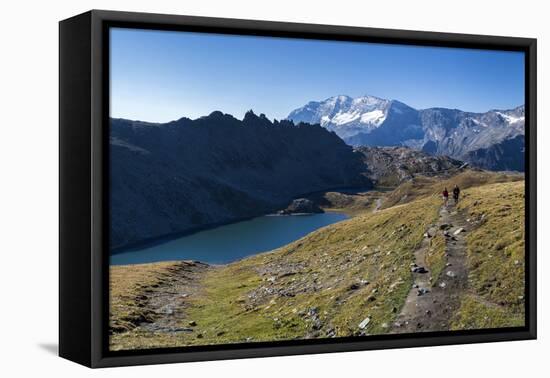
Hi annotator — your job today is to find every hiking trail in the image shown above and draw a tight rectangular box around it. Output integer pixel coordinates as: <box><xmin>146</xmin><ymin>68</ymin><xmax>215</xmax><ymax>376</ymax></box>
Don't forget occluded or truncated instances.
<box><xmin>137</xmin><ymin>261</ymin><xmax>211</xmax><ymax>334</ymax></box>
<box><xmin>390</xmin><ymin>202</ymin><xmax>470</xmax><ymax>333</ymax></box>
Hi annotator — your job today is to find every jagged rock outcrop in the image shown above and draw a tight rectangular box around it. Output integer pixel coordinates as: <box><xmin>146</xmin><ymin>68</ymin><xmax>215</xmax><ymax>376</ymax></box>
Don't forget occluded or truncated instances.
<box><xmin>110</xmin><ymin>111</ymin><xmax>371</xmax><ymax>249</ymax></box>
<box><xmin>278</xmin><ymin>198</ymin><xmax>324</xmax><ymax>215</ymax></box>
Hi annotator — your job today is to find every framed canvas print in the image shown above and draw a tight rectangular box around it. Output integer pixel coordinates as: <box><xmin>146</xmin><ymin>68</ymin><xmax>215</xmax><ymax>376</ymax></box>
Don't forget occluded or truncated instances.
<box><xmin>59</xmin><ymin>10</ymin><xmax>537</xmax><ymax>368</ymax></box>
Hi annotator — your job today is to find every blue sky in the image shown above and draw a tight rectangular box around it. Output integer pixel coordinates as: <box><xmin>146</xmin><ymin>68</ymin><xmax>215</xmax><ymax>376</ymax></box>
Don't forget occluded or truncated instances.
<box><xmin>110</xmin><ymin>28</ymin><xmax>525</xmax><ymax>123</ymax></box>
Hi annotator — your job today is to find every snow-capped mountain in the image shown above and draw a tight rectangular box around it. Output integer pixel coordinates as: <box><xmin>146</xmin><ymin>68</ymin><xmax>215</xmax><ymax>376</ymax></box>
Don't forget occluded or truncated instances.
<box><xmin>287</xmin><ymin>95</ymin><xmax>393</xmax><ymax>139</ymax></box>
<box><xmin>288</xmin><ymin>95</ymin><xmax>525</xmax><ymax>171</ymax></box>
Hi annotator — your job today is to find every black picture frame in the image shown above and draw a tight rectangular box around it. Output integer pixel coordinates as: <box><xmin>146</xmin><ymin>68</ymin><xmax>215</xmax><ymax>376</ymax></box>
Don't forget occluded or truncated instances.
<box><xmin>59</xmin><ymin>9</ymin><xmax>537</xmax><ymax>368</ymax></box>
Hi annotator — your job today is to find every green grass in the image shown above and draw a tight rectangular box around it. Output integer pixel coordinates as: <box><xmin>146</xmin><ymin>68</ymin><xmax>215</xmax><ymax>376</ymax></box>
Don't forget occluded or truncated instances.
<box><xmin>451</xmin><ymin>295</ymin><xmax>524</xmax><ymax>330</ymax></box>
<box><xmin>451</xmin><ymin>181</ymin><xmax>525</xmax><ymax>329</ymax></box>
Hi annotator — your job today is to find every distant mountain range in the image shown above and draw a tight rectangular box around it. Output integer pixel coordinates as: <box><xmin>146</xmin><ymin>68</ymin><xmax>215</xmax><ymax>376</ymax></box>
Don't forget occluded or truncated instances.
<box><xmin>110</xmin><ymin>111</ymin><xmax>371</xmax><ymax>250</ymax></box>
<box><xmin>288</xmin><ymin>95</ymin><xmax>525</xmax><ymax>171</ymax></box>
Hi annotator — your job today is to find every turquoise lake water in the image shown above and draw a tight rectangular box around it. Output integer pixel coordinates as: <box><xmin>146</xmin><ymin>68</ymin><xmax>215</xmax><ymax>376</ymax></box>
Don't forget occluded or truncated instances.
<box><xmin>110</xmin><ymin>212</ymin><xmax>349</xmax><ymax>265</ymax></box>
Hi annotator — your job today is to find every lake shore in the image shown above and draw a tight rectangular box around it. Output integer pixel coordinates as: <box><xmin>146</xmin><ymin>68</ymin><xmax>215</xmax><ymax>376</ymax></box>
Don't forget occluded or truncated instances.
<box><xmin>110</xmin><ymin>211</ymin><xmax>349</xmax><ymax>266</ymax></box>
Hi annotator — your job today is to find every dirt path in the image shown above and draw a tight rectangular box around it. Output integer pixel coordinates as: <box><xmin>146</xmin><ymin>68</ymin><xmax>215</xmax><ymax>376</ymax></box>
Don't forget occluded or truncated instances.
<box><xmin>137</xmin><ymin>261</ymin><xmax>211</xmax><ymax>334</ymax></box>
<box><xmin>390</xmin><ymin>202</ymin><xmax>470</xmax><ymax>333</ymax></box>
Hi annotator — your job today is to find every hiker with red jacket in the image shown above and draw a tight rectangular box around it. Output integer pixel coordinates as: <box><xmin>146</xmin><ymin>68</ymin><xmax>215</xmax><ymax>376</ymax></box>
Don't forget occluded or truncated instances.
<box><xmin>442</xmin><ymin>187</ymin><xmax>449</xmax><ymax>207</ymax></box>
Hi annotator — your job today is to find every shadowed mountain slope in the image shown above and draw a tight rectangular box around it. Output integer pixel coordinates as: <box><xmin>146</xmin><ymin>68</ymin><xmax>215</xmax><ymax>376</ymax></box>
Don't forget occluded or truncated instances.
<box><xmin>110</xmin><ymin>111</ymin><xmax>371</xmax><ymax>250</ymax></box>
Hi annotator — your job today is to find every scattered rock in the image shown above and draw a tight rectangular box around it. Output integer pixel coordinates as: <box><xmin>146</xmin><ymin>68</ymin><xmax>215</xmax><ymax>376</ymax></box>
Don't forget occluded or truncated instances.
<box><xmin>171</xmin><ymin>327</ymin><xmax>193</xmax><ymax>333</ymax></box>
<box><xmin>440</xmin><ymin>223</ymin><xmax>453</xmax><ymax>230</ymax></box>
<box><xmin>446</xmin><ymin>271</ymin><xmax>456</xmax><ymax>278</ymax></box>
<box><xmin>197</xmin><ymin>334</ymin><xmax>203</xmax><ymax>339</ymax></box>
<box><xmin>358</xmin><ymin>317</ymin><xmax>371</xmax><ymax>329</ymax></box>
<box><xmin>312</xmin><ymin>319</ymin><xmax>323</xmax><ymax>330</ymax></box>
<box><xmin>453</xmin><ymin>227</ymin><xmax>465</xmax><ymax>235</ymax></box>
<box><xmin>348</xmin><ymin>283</ymin><xmax>361</xmax><ymax>291</ymax></box>
<box><xmin>439</xmin><ymin>282</ymin><xmax>447</xmax><ymax>288</ymax></box>
<box><xmin>417</xmin><ymin>288</ymin><xmax>430</xmax><ymax>296</ymax></box>
<box><xmin>411</xmin><ymin>266</ymin><xmax>428</xmax><ymax>274</ymax></box>
<box><xmin>307</xmin><ymin>307</ymin><xmax>319</xmax><ymax>317</ymax></box>
<box><xmin>188</xmin><ymin>320</ymin><xmax>197</xmax><ymax>327</ymax></box>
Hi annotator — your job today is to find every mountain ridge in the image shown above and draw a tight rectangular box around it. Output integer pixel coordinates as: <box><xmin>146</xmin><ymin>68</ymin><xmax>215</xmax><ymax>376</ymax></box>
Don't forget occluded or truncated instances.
<box><xmin>110</xmin><ymin>111</ymin><xmax>372</xmax><ymax>250</ymax></box>
<box><xmin>288</xmin><ymin>95</ymin><xmax>525</xmax><ymax>171</ymax></box>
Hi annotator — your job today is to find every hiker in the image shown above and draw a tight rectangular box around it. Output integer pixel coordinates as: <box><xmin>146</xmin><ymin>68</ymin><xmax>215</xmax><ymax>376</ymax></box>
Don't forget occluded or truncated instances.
<box><xmin>453</xmin><ymin>185</ymin><xmax>461</xmax><ymax>204</ymax></box>
<box><xmin>442</xmin><ymin>187</ymin><xmax>449</xmax><ymax>207</ymax></box>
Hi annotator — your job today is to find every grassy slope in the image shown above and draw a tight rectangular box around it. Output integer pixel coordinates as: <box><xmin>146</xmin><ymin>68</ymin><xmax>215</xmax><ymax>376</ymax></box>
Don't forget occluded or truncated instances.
<box><xmin>451</xmin><ymin>180</ymin><xmax>525</xmax><ymax>329</ymax></box>
<box><xmin>381</xmin><ymin>170</ymin><xmax>523</xmax><ymax>210</ymax></box>
<box><xmin>110</xmin><ymin>262</ymin><xmax>182</xmax><ymax>333</ymax></box>
<box><xmin>111</xmin><ymin>195</ymin><xmax>441</xmax><ymax>349</ymax></box>
<box><xmin>110</xmin><ymin>171</ymin><xmax>525</xmax><ymax>350</ymax></box>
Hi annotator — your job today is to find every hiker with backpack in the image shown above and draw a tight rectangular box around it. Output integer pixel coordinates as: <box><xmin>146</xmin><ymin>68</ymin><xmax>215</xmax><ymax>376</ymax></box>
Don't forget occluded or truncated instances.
<box><xmin>453</xmin><ymin>185</ymin><xmax>461</xmax><ymax>204</ymax></box>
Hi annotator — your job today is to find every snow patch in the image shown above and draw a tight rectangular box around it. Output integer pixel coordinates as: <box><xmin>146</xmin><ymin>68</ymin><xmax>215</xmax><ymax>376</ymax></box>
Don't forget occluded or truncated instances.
<box><xmin>496</xmin><ymin>112</ymin><xmax>524</xmax><ymax>124</ymax></box>
<box><xmin>470</xmin><ymin>118</ymin><xmax>488</xmax><ymax>127</ymax></box>
<box><xmin>332</xmin><ymin>111</ymin><xmax>361</xmax><ymax>125</ymax></box>
<box><xmin>360</xmin><ymin>109</ymin><xmax>386</xmax><ymax>125</ymax></box>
